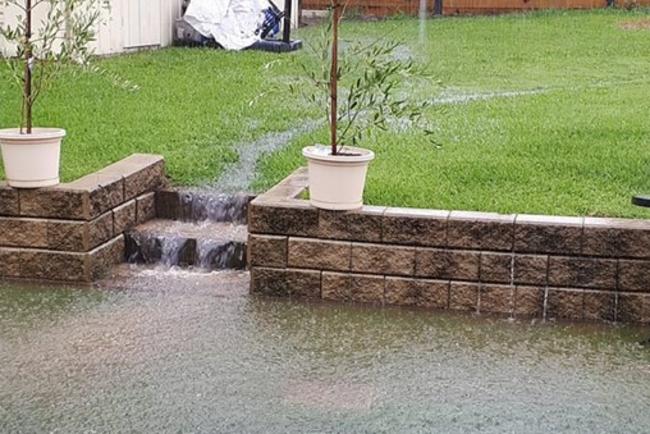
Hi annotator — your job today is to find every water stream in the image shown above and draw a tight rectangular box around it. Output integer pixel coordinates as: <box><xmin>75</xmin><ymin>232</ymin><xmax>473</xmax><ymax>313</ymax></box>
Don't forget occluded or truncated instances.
<box><xmin>211</xmin><ymin>121</ymin><xmax>320</xmax><ymax>193</ymax></box>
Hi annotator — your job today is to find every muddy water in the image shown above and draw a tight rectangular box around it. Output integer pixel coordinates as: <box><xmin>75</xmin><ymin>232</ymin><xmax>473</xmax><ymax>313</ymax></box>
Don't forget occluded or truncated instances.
<box><xmin>1</xmin><ymin>266</ymin><xmax>649</xmax><ymax>433</ymax></box>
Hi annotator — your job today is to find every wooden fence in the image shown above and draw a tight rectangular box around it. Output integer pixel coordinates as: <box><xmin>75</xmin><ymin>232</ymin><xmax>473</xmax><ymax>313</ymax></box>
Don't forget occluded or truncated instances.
<box><xmin>302</xmin><ymin>0</ymin><xmax>648</xmax><ymax>16</ymax></box>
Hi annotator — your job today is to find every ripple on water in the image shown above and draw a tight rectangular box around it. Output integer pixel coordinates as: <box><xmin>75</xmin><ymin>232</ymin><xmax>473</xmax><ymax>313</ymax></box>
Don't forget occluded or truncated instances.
<box><xmin>0</xmin><ymin>266</ymin><xmax>649</xmax><ymax>433</ymax></box>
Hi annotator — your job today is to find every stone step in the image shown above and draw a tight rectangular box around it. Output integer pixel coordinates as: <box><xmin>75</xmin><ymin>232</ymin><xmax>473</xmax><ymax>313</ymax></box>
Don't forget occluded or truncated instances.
<box><xmin>125</xmin><ymin>219</ymin><xmax>248</xmax><ymax>270</ymax></box>
<box><xmin>155</xmin><ymin>190</ymin><xmax>254</xmax><ymax>224</ymax></box>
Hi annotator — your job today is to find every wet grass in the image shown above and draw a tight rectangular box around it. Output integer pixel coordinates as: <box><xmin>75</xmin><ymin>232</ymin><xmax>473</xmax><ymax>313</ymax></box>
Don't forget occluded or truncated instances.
<box><xmin>0</xmin><ymin>48</ymin><xmax>306</xmax><ymax>185</ymax></box>
<box><xmin>258</xmin><ymin>9</ymin><xmax>650</xmax><ymax>218</ymax></box>
<box><xmin>2</xmin><ymin>9</ymin><xmax>650</xmax><ymax>217</ymax></box>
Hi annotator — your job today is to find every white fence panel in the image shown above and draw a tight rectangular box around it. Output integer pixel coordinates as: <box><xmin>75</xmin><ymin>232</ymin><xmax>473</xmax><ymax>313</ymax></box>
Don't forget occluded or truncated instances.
<box><xmin>1</xmin><ymin>0</ymin><xmax>297</xmax><ymax>56</ymax></box>
<box><xmin>1</xmin><ymin>0</ymin><xmax>183</xmax><ymax>56</ymax></box>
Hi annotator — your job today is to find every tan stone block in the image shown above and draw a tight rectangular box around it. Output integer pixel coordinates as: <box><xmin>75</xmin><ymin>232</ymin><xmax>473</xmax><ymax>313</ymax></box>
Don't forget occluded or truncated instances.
<box><xmin>100</xmin><ymin>154</ymin><xmax>164</xmax><ymax>200</ymax></box>
<box><xmin>250</xmin><ymin>267</ymin><xmax>287</xmax><ymax>296</ymax></box>
<box><xmin>248</xmin><ymin>234</ymin><xmax>287</xmax><ymax>268</ymax></box>
<box><xmin>249</xmin><ymin>200</ymin><xmax>319</xmax><ymax>237</ymax></box>
<box><xmin>385</xmin><ymin>277</ymin><xmax>419</xmax><ymax>306</ymax></box>
<box><xmin>385</xmin><ymin>278</ymin><xmax>449</xmax><ymax>309</ymax></box>
<box><xmin>113</xmin><ymin>200</ymin><xmax>137</xmax><ymax>234</ymax></box>
<box><xmin>349</xmin><ymin>274</ymin><xmax>384</xmax><ymax>304</ymax></box>
<box><xmin>449</xmin><ymin>282</ymin><xmax>479</xmax><ymax>311</ymax></box>
<box><xmin>618</xmin><ymin>293</ymin><xmax>650</xmax><ymax>323</ymax></box>
<box><xmin>547</xmin><ymin>289</ymin><xmax>584</xmax><ymax>321</ymax></box>
<box><xmin>87</xmin><ymin>211</ymin><xmax>114</xmax><ymax>249</ymax></box>
<box><xmin>319</xmin><ymin>206</ymin><xmax>384</xmax><ymax>242</ymax></box>
<box><xmin>583</xmin><ymin>291</ymin><xmax>616</xmax><ymax>322</ymax></box>
<box><xmin>515</xmin><ymin>215</ymin><xmax>583</xmax><ymax>255</ymax></box>
<box><xmin>447</xmin><ymin>211</ymin><xmax>515</xmax><ymax>251</ymax></box>
<box><xmin>0</xmin><ymin>217</ymin><xmax>48</xmax><ymax>248</ymax></box>
<box><xmin>514</xmin><ymin>286</ymin><xmax>544</xmax><ymax>318</ymax></box>
<box><xmin>286</xmin><ymin>269</ymin><xmax>321</xmax><ymax>298</ymax></box>
<box><xmin>416</xmin><ymin>279</ymin><xmax>450</xmax><ymax>309</ymax></box>
<box><xmin>19</xmin><ymin>187</ymin><xmax>89</xmax><ymax>220</ymax></box>
<box><xmin>582</xmin><ymin>217</ymin><xmax>650</xmax><ymax>259</ymax></box>
<box><xmin>415</xmin><ymin>248</ymin><xmax>480</xmax><ymax>280</ymax></box>
<box><xmin>0</xmin><ymin>248</ymin><xmax>21</xmax><ymax>277</ymax></box>
<box><xmin>618</xmin><ymin>260</ymin><xmax>650</xmax><ymax>292</ymax></box>
<box><xmin>480</xmin><ymin>253</ymin><xmax>513</xmax><ymax>284</ymax></box>
<box><xmin>250</xmin><ymin>267</ymin><xmax>320</xmax><ymax>298</ymax></box>
<box><xmin>288</xmin><ymin>238</ymin><xmax>351</xmax><ymax>271</ymax></box>
<box><xmin>383</xmin><ymin>208</ymin><xmax>448</xmax><ymax>247</ymax></box>
<box><xmin>513</xmin><ymin>255</ymin><xmax>548</xmax><ymax>285</ymax></box>
<box><xmin>322</xmin><ymin>272</ymin><xmax>384</xmax><ymax>304</ymax></box>
<box><xmin>89</xmin><ymin>235</ymin><xmax>125</xmax><ymax>281</ymax></box>
<box><xmin>0</xmin><ymin>217</ymin><xmax>90</xmax><ymax>252</ymax></box>
<box><xmin>16</xmin><ymin>248</ymin><xmax>88</xmax><ymax>281</ymax></box>
<box><xmin>69</xmin><ymin>172</ymin><xmax>125</xmax><ymax>218</ymax></box>
<box><xmin>47</xmin><ymin>219</ymin><xmax>88</xmax><ymax>251</ymax></box>
<box><xmin>0</xmin><ymin>183</ymin><xmax>19</xmax><ymax>215</ymax></box>
<box><xmin>322</xmin><ymin>272</ymin><xmax>352</xmax><ymax>301</ymax></box>
<box><xmin>479</xmin><ymin>284</ymin><xmax>514</xmax><ymax>315</ymax></box>
<box><xmin>351</xmin><ymin>243</ymin><xmax>415</xmax><ymax>276</ymax></box>
<box><xmin>548</xmin><ymin>257</ymin><xmax>617</xmax><ymax>290</ymax></box>
<box><xmin>136</xmin><ymin>192</ymin><xmax>156</xmax><ymax>224</ymax></box>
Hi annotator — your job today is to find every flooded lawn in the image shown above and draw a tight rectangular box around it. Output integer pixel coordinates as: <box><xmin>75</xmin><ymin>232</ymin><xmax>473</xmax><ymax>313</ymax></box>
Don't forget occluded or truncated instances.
<box><xmin>1</xmin><ymin>266</ymin><xmax>649</xmax><ymax>433</ymax></box>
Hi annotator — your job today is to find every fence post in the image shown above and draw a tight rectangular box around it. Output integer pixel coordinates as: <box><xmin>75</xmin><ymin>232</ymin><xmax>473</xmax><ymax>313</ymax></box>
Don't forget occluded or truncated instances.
<box><xmin>434</xmin><ymin>0</ymin><xmax>443</xmax><ymax>16</ymax></box>
<box><xmin>283</xmin><ymin>0</ymin><xmax>293</xmax><ymax>43</ymax></box>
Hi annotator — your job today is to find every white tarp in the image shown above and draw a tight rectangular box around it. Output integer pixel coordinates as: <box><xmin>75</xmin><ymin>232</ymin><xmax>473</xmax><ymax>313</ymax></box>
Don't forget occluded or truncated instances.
<box><xmin>184</xmin><ymin>0</ymin><xmax>267</xmax><ymax>50</ymax></box>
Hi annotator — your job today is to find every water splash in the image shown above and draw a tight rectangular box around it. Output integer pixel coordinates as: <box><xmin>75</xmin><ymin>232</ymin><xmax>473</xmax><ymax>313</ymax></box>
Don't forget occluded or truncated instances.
<box><xmin>125</xmin><ymin>232</ymin><xmax>194</xmax><ymax>269</ymax></box>
<box><xmin>125</xmin><ymin>220</ymin><xmax>248</xmax><ymax>271</ymax></box>
<box><xmin>157</xmin><ymin>190</ymin><xmax>252</xmax><ymax>224</ymax></box>
<box><xmin>197</xmin><ymin>239</ymin><xmax>247</xmax><ymax>270</ymax></box>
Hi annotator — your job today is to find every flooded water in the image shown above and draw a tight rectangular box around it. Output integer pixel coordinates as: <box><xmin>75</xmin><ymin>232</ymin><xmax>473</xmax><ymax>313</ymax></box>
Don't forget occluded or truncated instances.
<box><xmin>1</xmin><ymin>267</ymin><xmax>649</xmax><ymax>433</ymax></box>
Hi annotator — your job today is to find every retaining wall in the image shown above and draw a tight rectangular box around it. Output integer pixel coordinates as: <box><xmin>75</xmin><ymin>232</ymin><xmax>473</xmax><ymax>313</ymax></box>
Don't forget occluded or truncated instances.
<box><xmin>0</xmin><ymin>154</ymin><xmax>165</xmax><ymax>283</ymax></box>
<box><xmin>248</xmin><ymin>168</ymin><xmax>650</xmax><ymax>324</ymax></box>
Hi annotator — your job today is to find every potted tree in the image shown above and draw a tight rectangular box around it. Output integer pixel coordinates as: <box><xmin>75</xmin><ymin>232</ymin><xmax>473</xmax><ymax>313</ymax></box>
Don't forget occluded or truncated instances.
<box><xmin>295</xmin><ymin>0</ymin><xmax>434</xmax><ymax>210</ymax></box>
<box><xmin>0</xmin><ymin>0</ymin><xmax>107</xmax><ymax>188</ymax></box>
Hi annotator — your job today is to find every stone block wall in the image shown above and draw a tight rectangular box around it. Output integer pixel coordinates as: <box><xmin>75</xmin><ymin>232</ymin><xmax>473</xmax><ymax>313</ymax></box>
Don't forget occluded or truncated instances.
<box><xmin>249</xmin><ymin>168</ymin><xmax>650</xmax><ymax>324</ymax></box>
<box><xmin>0</xmin><ymin>154</ymin><xmax>165</xmax><ymax>283</ymax></box>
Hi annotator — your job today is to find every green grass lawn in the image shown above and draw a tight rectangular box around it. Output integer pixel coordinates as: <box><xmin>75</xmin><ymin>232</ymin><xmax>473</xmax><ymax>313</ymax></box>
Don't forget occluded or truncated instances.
<box><xmin>2</xmin><ymin>9</ymin><xmax>650</xmax><ymax>217</ymax></box>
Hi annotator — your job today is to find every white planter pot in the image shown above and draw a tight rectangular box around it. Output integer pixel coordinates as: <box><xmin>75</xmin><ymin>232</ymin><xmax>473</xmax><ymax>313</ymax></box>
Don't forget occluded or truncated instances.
<box><xmin>0</xmin><ymin>128</ymin><xmax>65</xmax><ymax>188</ymax></box>
<box><xmin>303</xmin><ymin>145</ymin><xmax>375</xmax><ymax>211</ymax></box>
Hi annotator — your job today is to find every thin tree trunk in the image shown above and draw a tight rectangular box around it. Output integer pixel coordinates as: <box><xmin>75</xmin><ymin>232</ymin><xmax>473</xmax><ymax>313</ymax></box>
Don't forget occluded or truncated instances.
<box><xmin>329</xmin><ymin>1</ymin><xmax>339</xmax><ymax>155</ymax></box>
<box><xmin>23</xmin><ymin>0</ymin><xmax>33</xmax><ymax>134</ymax></box>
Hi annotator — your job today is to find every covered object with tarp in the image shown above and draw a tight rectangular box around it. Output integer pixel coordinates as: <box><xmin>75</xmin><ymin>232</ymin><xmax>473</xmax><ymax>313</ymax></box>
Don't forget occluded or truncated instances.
<box><xmin>183</xmin><ymin>0</ymin><xmax>276</xmax><ymax>50</ymax></box>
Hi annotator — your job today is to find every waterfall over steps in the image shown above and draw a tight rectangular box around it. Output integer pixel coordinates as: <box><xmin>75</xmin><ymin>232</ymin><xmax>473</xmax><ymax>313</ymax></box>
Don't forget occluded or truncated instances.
<box><xmin>125</xmin><ymin>191</ymin><xmax>251</xmax><ymax>271</ymax></box>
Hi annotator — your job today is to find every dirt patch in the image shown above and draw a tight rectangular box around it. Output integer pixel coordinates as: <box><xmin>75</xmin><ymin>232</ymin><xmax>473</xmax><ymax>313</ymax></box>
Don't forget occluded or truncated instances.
<box><xmin>618</xmin><ymin>19</ymin><xmax>650</xmax><ymax>31</ymax></box>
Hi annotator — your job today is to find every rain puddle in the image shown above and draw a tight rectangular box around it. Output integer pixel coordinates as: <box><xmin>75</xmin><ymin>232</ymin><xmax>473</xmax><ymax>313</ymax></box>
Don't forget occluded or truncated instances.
<box><xmin>1</xmin><ymin>267</ymin><xmax>649</xmax><ymax>433</ymax></box>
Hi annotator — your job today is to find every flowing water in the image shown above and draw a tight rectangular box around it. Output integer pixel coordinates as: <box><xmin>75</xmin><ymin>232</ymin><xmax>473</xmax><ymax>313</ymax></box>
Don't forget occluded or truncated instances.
<box><xmin>125</xmin><ymin>220</ymin><xmax>248</xmax><ymax>270</ymax></box>
<box><xmin>1</xmin><ymin>266</ymin><xmax>649</xmax><ymax>433</ymax></box>
<box><xmin>127</xmin><ymin>191</ymin><xmax>249</xmax><ymax>271</ymax></box>
<box><xmin>211</xmin><ymin>121</ymin><xmax>320</xmax><ymax>193</ymax></box>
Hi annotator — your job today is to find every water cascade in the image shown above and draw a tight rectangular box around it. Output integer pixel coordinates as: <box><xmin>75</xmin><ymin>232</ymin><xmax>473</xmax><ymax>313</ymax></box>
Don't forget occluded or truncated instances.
<box><xmin>125</xmin><ymin>191</ymin><xmax>250</xmax><ymax>271</ymax></box>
